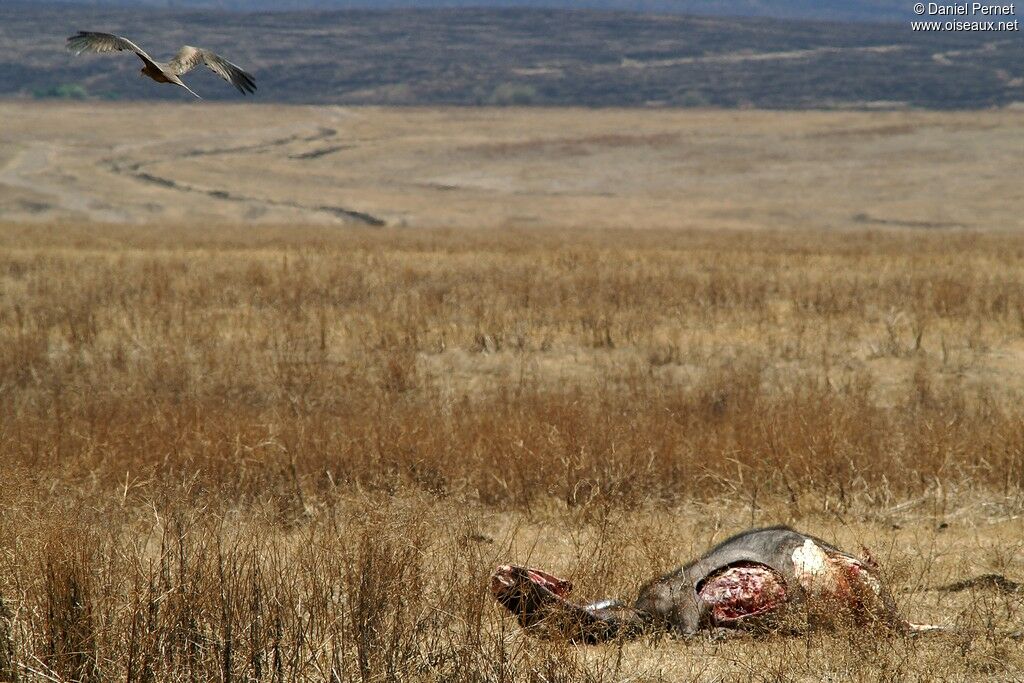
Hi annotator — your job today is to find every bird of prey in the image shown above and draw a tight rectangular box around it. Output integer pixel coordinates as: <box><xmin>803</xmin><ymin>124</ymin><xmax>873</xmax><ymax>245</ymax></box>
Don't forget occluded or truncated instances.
<box><xmin>66</xmin><ymin>31</ymin><xmax>256</xmax><ymax>99</ymax></box>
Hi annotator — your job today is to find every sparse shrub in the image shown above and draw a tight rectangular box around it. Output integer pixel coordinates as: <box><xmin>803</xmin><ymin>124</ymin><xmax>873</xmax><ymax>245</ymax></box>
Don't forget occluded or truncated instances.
<box><xmin>676</xmin><ymin>90</ymin><xmax>709</xmax><ymax>107</ymax></box>
<box><xmin>32</xmin><ymin>84</ymin><xmax>89</xmax><ymax>100</ymax></box>
<box><xmin>487</xmin><ymin>82</ymin><xmax>541</xmax><ymax>106</ymax></box>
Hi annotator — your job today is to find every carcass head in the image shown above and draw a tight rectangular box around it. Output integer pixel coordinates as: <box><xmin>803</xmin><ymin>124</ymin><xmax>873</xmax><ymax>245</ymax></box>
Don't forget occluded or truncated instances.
<box><xmin>490</xmin><ymin>564</ymin><xmax>573</xmax><ymax>628</ymax></box>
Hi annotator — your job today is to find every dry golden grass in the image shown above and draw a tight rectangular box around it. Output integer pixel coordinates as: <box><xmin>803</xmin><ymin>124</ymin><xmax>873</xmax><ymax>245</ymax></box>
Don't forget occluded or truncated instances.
<box><xmin>1</xmin><ymin>221</ymin><xmax>1023</xmax><ymax>681</ymax></box>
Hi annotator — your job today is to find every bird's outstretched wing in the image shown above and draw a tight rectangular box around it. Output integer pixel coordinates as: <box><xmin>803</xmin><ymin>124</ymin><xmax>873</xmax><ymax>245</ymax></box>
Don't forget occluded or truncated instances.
<box><xmin>168</xmin><ymin>46</ymin><xmax>256</xmax><ymax>95</ymax></box>
<box><xmin>66</xmin><ymin>31</ymin><xmax>161</xmax><ymax>71</ymax></box>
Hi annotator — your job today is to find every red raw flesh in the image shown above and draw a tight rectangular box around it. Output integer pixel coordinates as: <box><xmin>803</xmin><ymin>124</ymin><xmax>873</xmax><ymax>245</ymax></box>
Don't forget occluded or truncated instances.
<box><xmin>527</xmin><ymin>568</ymin><xmax>573</xmax><ymax>598</ymax></box>
<box><xmin>698</xmin><ymin>562</ymin><xmax>788</xmax><ymax>625</ymax></box>
<box><xmin>831</xmin><ymin>555</ymin><xmax>883</xmax><ymax>623</ymax></box>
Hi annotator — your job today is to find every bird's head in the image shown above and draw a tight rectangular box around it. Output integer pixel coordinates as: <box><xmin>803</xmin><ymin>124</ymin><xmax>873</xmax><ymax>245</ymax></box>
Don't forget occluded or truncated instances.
<box><xmin>139</xmin><ymin>68</ymin><xmax>146</xmax><ymax>77</ymax></box>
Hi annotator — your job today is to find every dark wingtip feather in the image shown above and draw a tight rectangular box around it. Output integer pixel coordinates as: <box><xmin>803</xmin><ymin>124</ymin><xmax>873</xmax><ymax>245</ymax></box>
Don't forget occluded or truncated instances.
<box><xmin>237</xmin><ymin>71</ymin><xmax>256</xmax><ymax>95</ymax></box>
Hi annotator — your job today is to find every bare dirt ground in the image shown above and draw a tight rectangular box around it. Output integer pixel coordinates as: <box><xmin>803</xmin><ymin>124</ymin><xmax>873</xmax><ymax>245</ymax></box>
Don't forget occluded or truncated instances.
<box><xmin>1</xmin><ymin>102</ymin><xmax>1022</xmax><ymax>231</ymax></box>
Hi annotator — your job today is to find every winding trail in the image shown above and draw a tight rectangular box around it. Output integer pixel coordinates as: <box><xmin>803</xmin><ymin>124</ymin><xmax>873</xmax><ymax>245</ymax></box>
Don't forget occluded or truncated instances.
<box><xmin>611</xmin><ymin>44</ymin><xmax>906</xmax><ymax>71</ymax></box>
<box><xmin>103</xmin><ymin>125</ymin><xmax>386</xmax><ymax>226</ymax></box>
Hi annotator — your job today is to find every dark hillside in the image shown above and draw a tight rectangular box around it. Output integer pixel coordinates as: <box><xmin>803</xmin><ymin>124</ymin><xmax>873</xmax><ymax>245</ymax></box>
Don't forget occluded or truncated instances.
<box><xmin>1</xmin><ymin>4</ymin><xmax>1020</xmax><ymax>108</ymax></box>
<box><xmin>6</xmin><ymin>0</ymin><xmax>919</xmax><ymax>23</ymax></box>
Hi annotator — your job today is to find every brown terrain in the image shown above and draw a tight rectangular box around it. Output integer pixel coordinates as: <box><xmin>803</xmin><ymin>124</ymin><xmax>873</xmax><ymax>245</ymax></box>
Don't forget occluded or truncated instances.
<box><xmin>1</xmin><ymin>103</ymin><xmax>1023</xmax><ymax>681</ymax></box>
<box><xmin>1</xmin><ymin>102</ymin><xmax>1022</xmax><ymax>231</ymax></box>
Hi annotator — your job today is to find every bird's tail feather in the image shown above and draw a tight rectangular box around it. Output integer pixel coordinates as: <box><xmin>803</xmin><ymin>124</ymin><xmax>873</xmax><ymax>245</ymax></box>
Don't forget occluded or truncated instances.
<box><xmin>178</xmin><ymin>82</ymin><xmax>202</xmax><ymax>100</ymax></box>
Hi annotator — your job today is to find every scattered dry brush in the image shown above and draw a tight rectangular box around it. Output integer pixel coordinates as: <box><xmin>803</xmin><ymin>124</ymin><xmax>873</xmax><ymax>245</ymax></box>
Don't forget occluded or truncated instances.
<box><xmin>1</xmin><ymin>222</ymin><xmax>1022</xmax><ymax>681</ymax></box>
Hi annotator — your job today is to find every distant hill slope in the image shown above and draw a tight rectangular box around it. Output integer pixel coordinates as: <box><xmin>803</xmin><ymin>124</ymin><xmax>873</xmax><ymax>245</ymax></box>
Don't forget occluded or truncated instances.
<box><xmin>2</xmin><ymin>4</ymin><xmax>1021</xmax><ymax>108</ymax></box>
<box><xmin>29</xmin><ymin>0</ymin><xmax>915</xmax><ymax>23</ymax></box>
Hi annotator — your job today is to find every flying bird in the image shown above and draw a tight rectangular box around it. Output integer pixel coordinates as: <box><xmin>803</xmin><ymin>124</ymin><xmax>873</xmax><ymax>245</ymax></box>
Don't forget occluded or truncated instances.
<box><xmin>66</xmin><ymin>31</ymin><xmax>256</xmax><ymax>99</ymax></box>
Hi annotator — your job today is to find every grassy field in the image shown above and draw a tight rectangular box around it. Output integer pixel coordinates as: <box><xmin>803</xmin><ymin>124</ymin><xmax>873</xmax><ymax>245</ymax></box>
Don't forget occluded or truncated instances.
<box><xmin>1</xmin><ymin>104</ymin><xmax>1024</xmax><ymax>680</ymax></box>
<box><xmin>2</xmin><ymin>220</ymin><xmax>1024</xmax><ymax>681</ymax></box>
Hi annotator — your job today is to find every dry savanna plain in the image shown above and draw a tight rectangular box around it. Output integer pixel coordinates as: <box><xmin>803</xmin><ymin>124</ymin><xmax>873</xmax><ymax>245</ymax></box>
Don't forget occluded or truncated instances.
<box><xmin>1</xmin><ymin>103</ymin><xmax>1024</xmax><ymax>681</ymax></box>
